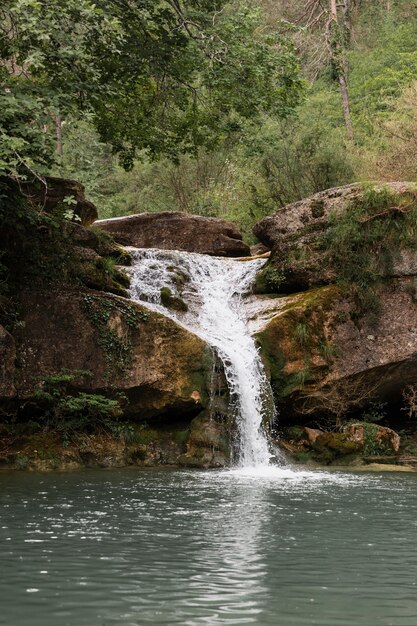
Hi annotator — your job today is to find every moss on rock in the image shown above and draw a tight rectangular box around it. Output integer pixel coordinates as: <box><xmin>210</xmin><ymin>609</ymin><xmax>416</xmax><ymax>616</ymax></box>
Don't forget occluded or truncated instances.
<box><xmin>160</xmin><ymin>287</ymin><xmax>188</xmax><ymax>312</ymax></box>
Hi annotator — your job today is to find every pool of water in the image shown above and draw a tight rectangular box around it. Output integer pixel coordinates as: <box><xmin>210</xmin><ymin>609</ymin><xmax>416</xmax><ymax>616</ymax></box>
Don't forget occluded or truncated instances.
<box><xmin>1</xmin><ymin>466</ymin><xmax>417</xmax><ymax>625</ymax></box>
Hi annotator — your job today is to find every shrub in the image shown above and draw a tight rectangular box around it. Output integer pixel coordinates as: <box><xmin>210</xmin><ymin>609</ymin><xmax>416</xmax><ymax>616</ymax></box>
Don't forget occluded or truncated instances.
<box><xmin>34</xmin><ymin>370</ymin><xmax>126</xmax><ymax>445</ymax></box>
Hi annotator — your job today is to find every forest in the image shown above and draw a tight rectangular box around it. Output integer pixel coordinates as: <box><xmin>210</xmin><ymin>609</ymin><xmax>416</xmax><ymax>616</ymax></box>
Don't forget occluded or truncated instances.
<box><xmin>1</xmin><ymin>0</ymin><xmax>416</xmax><ymax>240</ymax></box>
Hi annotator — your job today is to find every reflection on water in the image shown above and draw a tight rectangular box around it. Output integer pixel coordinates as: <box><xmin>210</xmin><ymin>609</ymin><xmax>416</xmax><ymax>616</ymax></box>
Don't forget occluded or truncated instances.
<box><xmin>1</xmin><ymin>467</ymin><xmax>417</xmax><ymax>625</ymax></box>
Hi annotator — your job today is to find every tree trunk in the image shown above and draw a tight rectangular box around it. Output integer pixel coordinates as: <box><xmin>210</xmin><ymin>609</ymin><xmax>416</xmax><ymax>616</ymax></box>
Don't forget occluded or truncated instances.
<box><xmin>329</xmin><ymin>0</ymin><xmax>354</xmax><ymax>141</ymax></box>
<box><xmin>56</xmin><ymin>115</ymin><xmax>63</xmax><ymax>159</ymax></box>
<box><xmin>338</xmin><ymin>72</ymin><xmax>354</xmax><ymax>141</ymax></box>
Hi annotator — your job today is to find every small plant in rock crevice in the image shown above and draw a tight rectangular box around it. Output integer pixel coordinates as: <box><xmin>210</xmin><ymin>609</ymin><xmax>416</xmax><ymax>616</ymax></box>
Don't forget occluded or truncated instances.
<box><xmin>361</xmin><ymin>422</ymin><xmax>393</xmax><ymax>456</ymax></box>
<box><xmin>319</xmin><ymin>185</ymin><xmax>417</xmax><ymax>319</ymax></box>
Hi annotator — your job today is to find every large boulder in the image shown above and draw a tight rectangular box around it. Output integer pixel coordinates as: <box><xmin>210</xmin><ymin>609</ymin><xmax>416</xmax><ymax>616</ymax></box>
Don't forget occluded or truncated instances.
<box><xmin>95</xmin><ymin>211</ymin><xmax>250</xmax><ymax>257</ymax></box>
<box><xmin>13</xmin><ymin>289</ymin><xmax>213</xmax><ymax>420</ymax></box>
<box><xmin>253</xmin><ymin>182</ymin><xmax>417</xmax><ymax>292</ymax></box>
<box><xmin>22</xmin><ymin>176</ymin><xmax>98</xmax><ymax>226</ymax></box>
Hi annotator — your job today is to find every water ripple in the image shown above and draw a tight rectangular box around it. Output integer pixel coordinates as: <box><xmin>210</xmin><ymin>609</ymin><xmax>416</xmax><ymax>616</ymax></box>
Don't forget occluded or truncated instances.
<box><xmin>1</xmin><ymin>468</ymin><xmax>417</xmax><ymax>625</ymax></box>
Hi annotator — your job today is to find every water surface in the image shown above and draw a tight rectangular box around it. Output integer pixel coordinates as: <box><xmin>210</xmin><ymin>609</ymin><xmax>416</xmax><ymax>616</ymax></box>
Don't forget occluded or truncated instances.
<box><xmin>1</xmin><ymin>467</ymin><xmax>417</xmax><ymax>625</ymax></box>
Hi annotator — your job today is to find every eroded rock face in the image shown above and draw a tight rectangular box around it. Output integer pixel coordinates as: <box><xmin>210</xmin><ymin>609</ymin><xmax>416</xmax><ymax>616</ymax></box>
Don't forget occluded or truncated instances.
<box><xmin>254</xmin><ymin>280</ymin><xmax>417</xmax><ymax>420</ymax></box>
<box><xmin>253</xmin><ymin>182</ymin><xmax>417</xmax><ymax>292</ymax></box>
<box><xmin>96</xmin><ymin>212</ymin><xmax>250</xmax><ymax>257</ymax></box>
<box><xmin>22</xmin><ymin>176</ymin><xmax>98</xmax><ymax>226</ymax></box>
<box><xmin>13</xmin><ymin>289</ymin><xmax>213</xmax><ymax>420</ymax></box>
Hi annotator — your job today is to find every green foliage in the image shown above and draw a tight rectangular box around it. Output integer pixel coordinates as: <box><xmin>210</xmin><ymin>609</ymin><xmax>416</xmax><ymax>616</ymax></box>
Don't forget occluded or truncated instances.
<box><xmin>244</xmin><ymin>115</ymin><xmax>356</xmax><ymax>210</ymax></box>
<box><xmin>0</xmin><ymin>0</ymin><xmax>122</xmax><ymax>177</ymax></box>
<box><xmin>255</xmin><ymin>265</ymin><xmax>285</xmax><ymax>293</ymax></box>
<box><xmin>362</xmin><ymin>423</ymin><xmax>393</xmax><ymax>457</ymax></box>
<box><xmin>0</xmin><ymin>178</ymin><xmax>75</xmax><ymax>295</ymax></box>
<box><xmin>319</xmin><ymin>340</ymin><xmax>338</xmax><ymax>363</ymax></box>
<box><xmin>294</xmin><ymin>323</ymin><xmax>310</xmax><ymax>348</ymax></box>
<box><xmin>361</xmin><ymin>400</ymin><xmax>387</xmax><ymax>424</ymax></box>
<box><xmin>15</xmin><ymin>454</ymin><xmax>29</xmax><ymax>470</ymax></box>
<box><xmin>34</xmin><ymin>370</ymin><xmax>125</xmax><ymax>445</ymax></box>
<box><xmin>0</xmin><ymin>0</ymin><xmax>302</xmax><ymax>179</ymax></box>
<box><xmin>290</xmin><ymin>364</ymin><xmax>312</xmax><ymax>389</ymax></box>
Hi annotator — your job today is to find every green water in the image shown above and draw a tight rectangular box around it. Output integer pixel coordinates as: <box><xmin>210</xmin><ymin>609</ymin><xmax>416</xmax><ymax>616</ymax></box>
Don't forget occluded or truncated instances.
<box><xmin>1</xmin><ymin>466</ymin><xmax>417</xmax><ymax>625</ymax></box>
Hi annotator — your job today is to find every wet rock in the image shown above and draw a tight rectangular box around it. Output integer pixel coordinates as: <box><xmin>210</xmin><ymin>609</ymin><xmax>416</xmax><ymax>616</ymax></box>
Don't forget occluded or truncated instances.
<box><xmin>304</xmin><ymin>427</ymin><xmax>323</xmax><ymax>445</ymax></box>
<box><xmin>96</xmin><ymin>212</ymin><xmax>250</xmax><ymax>257</ymax></box>
<box><xmin>250</xmin><ymin>243</ymin><xmax>269</xmax><ymax>256</ymax></box>
<box><xmin>160</xmin><ymin>287</ymin><xmax>188</xmax><ymax>312</ymax></box>
<box><xmin>312</xmin><ymin>431</ymin><xmax>363</xmax><ymax>456</ymax></box>
<box><xmin>178</xmin><ymin>410</ymin><xmax>230</xmax><ymax>468</ymax></box>
<box><xmin>255</xmin><ymin>280</ymin><xmax>417</xmax><ymax>420</ymax></box>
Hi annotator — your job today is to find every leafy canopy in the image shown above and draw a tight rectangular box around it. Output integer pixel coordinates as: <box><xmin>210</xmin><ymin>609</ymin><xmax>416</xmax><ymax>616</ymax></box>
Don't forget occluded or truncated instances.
<box><xmin>0</xmin><ymin>0</ymin><xmax>303</xmax><ymax>177</ymax></box>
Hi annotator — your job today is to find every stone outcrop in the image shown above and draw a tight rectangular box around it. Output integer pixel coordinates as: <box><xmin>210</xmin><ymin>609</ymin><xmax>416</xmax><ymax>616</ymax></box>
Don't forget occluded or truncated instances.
<box><xmin>254</xmin><ymin>280</ymin><xmax>417</xmax><ymax>421</ymax></box>
<box><xmin>12</xmin><ymin>289</ymin><xmax>213</xmax><ymax>421</ymax></box>
<box><xmin>21</xmin><ymin>176</ymin><xmax>98</xmax><ymax>226</ymax></box>
<box><xmin>250</xmin><ymin>181</ymin><xmax>417</xmax><ymax>457</ymax></box>
<box><xmin>96</xmin><ymin>211</ymin><xmax>250</xmax><ymax>257</ymax></box>
<box><xmin>280</xmin><ymin>423</ymin><xmax>401</xmax><ymax>466</ymax></box>
<box><xmin>253</xmin><ymin>182</ymin><xmax>417</xmax><ymax>292</ymax></box>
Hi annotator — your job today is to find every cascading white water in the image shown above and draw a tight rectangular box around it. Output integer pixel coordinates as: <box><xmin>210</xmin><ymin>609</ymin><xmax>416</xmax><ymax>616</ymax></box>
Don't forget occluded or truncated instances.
<box><xmin>127</xmin><ymin>248</ymin><xmax>276</xmax><ymax>468</ymax></box>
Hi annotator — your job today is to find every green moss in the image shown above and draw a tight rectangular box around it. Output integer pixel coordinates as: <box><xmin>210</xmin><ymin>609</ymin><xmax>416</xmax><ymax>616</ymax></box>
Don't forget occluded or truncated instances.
<box><xmin>82</xmin><ymin>294</ymin><xmax>148</xmax><ymax>375</ymax></box>
<box><xmin>256</xmin><ymin>286</ymin><xmax>342</xmax><ymax>400</ymax></box>
<box><xmin>292</xmin><ymin>450</ymin><xmax>320</xmax><ymax>465</ymax></box>
<box><xmin>134</xmin><ymin>428</ymin><xmax>161</xmax><ymax>445</ymax></box>
<box><xmin>283</xmin><ymin>425</ymin><xmax>305</xmax><ymax>441</ymax></box>
<box><xmin>160</xmin><ymin>287</ymin><xmax>188</xmax><ymax>312</ymax></box>
<box><xmin>89</xmin><ymin>226</ymin><xmax>133</xmax><ymax>266</ymax></box>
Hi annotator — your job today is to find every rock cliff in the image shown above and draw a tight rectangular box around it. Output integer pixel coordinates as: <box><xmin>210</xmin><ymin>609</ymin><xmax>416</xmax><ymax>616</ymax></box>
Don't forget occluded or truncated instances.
<box><xmin>251</xmin><ymin>182</ymin><xmax>417</xmax><ymax>466</ymax></box>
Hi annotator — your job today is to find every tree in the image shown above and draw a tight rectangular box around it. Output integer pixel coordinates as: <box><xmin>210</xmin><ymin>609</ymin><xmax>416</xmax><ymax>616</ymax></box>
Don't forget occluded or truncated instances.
<box><xmin>258</xmin><ymin>0</ymin><xmax>355</xmax><ymax>139</ymax></box>
<box><xmin>328</xmin><ymin>0</ymin><xmax>354</xmax><ymax>140</ymax></box>
<box><xmin>0</xmin><ymin>0</ymin><xmax>303</xmax><ymax>180</ymax></box>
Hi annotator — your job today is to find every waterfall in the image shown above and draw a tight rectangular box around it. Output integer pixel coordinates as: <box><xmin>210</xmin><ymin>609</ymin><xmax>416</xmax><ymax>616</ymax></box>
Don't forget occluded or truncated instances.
<box><xmin>127</xmin><ymin>248</ymin><xmax>276</xmax><ymax>468</ymax></box>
